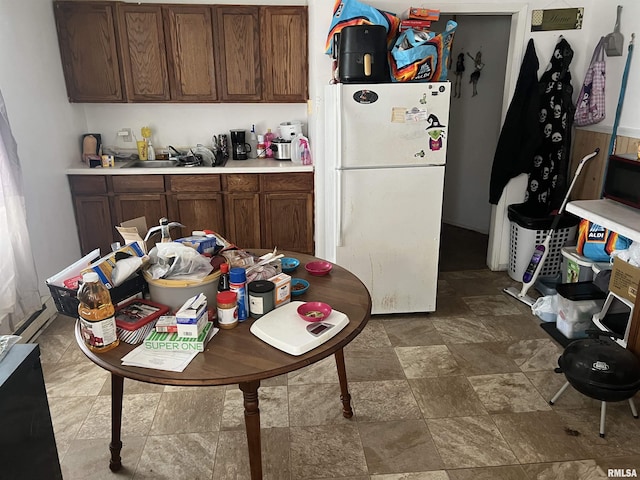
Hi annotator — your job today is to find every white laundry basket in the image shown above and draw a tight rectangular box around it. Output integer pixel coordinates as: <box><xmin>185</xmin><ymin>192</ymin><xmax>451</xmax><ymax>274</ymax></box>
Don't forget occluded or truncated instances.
<box><xmin>507</xmin><ymin>203</ymin><xmax>579</xmax><ymax>282</ymax></box>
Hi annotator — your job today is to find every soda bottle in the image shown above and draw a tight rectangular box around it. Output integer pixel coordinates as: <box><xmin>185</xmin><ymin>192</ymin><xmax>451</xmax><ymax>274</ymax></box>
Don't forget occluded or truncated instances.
<box><xmin>218</xmin><ymin>263</ymin><xmax>230</xmax><ymax>293</ymax></box>
<box><xmin>77</xmin><ymin>271</ymin><xmax>120</xmax><ymax>353</ymax></box>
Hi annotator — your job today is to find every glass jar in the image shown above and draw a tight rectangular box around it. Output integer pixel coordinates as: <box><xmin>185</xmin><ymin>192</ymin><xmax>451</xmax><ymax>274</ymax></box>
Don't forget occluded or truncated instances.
<box><xmin>248</xmin><ymin>280</ymin><xmax>275</xmax><ymax>319</ymax></box>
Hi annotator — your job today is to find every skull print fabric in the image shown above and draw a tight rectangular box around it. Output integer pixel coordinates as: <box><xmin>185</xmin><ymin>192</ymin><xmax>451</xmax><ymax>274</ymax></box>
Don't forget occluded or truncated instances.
<box><xmin>525</xmin><ymin>38</ymin><xmax>575</xmax><ymax>214</ymax></box>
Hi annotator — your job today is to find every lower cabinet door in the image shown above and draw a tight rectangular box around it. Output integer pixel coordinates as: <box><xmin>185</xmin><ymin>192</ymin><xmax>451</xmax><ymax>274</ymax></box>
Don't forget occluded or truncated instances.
<box><xmin>224</xmin><ymin>193</ymin><xmax>261</xmax><ymax>249</ymax></box>
<box><xmin>73</xmin><ymin>195</ymin><xmax>114</xmax><ymax>255</ymax></box>
<box><xmin>262</xmin><ymin>192</ymin><xmax>313</xmax><ymax>254</ymax></box>
<box><xmin>168</xmin><ymin>193</ymin><xmax>225</xmax><ymax>238</ymax></box>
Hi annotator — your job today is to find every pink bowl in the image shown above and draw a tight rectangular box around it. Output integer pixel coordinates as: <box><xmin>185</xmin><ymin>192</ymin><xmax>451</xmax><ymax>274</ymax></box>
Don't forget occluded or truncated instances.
<box><xmin>305</xmin><ymin>260</ymin><xmax>333</xmax><ymax>276</ymax></box>
<box><xmin>297</xmin><ymin>302</ymin><xmax>332</xmax><ymax>322</ymax></box>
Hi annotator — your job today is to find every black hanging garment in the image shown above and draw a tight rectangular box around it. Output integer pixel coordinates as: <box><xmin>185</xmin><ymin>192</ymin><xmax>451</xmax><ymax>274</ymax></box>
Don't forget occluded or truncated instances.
<box><xmin>525</xmin><ymin>38</ymin><xmax>575</xmax><ymax>214</ymax></box>
<box><xmin>489</xmin><ymin>39</ymin><xmax>541</xmax><ymax>204</ymax></box>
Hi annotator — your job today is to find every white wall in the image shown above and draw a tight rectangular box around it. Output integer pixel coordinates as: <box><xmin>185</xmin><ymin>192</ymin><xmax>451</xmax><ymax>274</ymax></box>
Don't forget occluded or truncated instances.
<box><xmin>0</xmin><ymin>0</ymin><xmax>86</xmax><ymax>299</ymax></box>
<box><xmin>440</xmin><ymin>14</ymin><xmax>511</xmax><ymax>234</ymax></box>
<box><xmin>2</xmin><ymin>0</ymin><xmax>639</xmax><ymax>301</ymax></box>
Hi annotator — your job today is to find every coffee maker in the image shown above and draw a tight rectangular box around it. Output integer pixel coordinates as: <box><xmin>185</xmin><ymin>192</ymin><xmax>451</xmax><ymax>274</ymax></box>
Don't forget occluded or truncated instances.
<box><xmin>230</xmin><ymin>129</ymin><xmax>250</xmax><ymax>160</ymax></box>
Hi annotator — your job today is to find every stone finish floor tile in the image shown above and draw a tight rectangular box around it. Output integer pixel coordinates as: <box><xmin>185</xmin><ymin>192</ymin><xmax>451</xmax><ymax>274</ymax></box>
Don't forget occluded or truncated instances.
<box><xmin>506</xmin><ymin>338</ymin><xmax>563</xmax><ymax>372</ymax></box>
<box><xmin>382</xmin><ymin>316</ymin><xmax>445</xmax><ymax>346</ymax></box>
<box><xmin>221</xmin><ymin>386</ymin><xmax>289</xmax><ymax>429</ymax></box>
<box><xmin>287</xmin><ymin>356</ymin><xmax>339</xmax><ymax>385</ymax></box>
<box><xmin>447</xmin><ymin>342</ymin><xmax>521</xmax><ymax>376</ymax></box>
<box><xmin>461</xmin><ymin>295</ymin><xmax>522</xmax><ymax>316</ymax></box>
<box><xmin>431</xmin><ymin>316</ymin><xmax>499</xmax><ymax>344</ymax></box>
<box><xmin>290</xmin><ymin>424</ymin><xmax>368</xmax><ymax>479</ymax></box>
<box><xmin>446</xmin><ymin>465</ymin><xmax>530</xmax><ymax>480</ymax></box>
<box><xmin>520</xmin><ymin>459</ymin><xmax>608</xmax><ymax>480</ymax></box>
<box><xmin>358</xmin><ymin>419</ymin><xmax>444</xmax><ymax>474</ymax></box>
<box><xmin>347</xmin><ymin>319</ymin><xmax>392</xmax><ymax>349</ymax></box>
<box><xmin>370</xmin><ymin>473</ymin><xmax>450</xmax><ymax>480</ymax></box>
<box><xmin>350</xmin><ymin>380</ymin><xmax>422</xmax><ymax>423</ymax></box>
<box><xmin>409</xmin><ymin>376</ymin><xmax>487</xmax><ymax>419</ymax></box>
<box><xmin>135</xmin><ymin>432</ymin><xmax>219</xmax><ymax>479</ymax></box>
<box><xmin>288</xmin><ymin>383</ymin><xmax>350</xmax><ymax>426</ymax></box>
<box><xmin>395</xmin><ymin>345</ymin><xmax>461</xmax><ymax>379</ymax></box>
<box><xmin>60</xmin><ymin>436</ymin><xmax>146</xmax><ymax>480</ymax></box>
<box><xmin>344</xmin><ymin>347</ymin><xmax>406</xmax><ymax>382</ymax></box>
<box><xmin>150</xmin><ymin>388</ymin><xmax>225</xmax><ymax>435</ymax></box>
<box><xmin>427</xmin><ymin>416</ymin><xmax>518</xmax><ymax>469</ymax></box>
<box><xmin>467</xmin><ymin>372</ymin><xmax>553</xmax><ymax>414</ymax></box>
<box><xmin>492</xmin><ymin>411</ymin><xmax>591</xmax><ymax>463</ymax></box>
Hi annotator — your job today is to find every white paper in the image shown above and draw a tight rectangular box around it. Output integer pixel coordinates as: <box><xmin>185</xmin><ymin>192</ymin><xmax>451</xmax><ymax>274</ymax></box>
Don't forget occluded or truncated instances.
<box><xmin>121</xmin><ymin>345</ymin><xmax>198</xmax><ymax>372</ymax></box>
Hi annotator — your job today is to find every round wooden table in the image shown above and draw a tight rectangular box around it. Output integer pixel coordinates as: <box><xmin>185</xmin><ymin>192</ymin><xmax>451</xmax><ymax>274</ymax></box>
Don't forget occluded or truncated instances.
<box><xmin>75</xmin><ymin>251</ymin><xmax>371</xmax><ymax>480</ymax></box>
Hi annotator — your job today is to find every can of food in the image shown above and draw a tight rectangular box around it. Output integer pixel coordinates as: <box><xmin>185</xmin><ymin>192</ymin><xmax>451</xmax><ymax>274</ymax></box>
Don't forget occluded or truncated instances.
<box><xmin>248</xmin><ymin>280</ymin><xmax>275</xmax><ymax>318</ymax></box>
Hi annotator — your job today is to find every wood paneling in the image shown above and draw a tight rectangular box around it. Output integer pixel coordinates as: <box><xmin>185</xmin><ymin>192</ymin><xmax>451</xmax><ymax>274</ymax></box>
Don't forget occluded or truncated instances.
<box><xmin>570</xmin><ymin>129</ymin><xmax>640</xmax><ymax>200</ymax></box>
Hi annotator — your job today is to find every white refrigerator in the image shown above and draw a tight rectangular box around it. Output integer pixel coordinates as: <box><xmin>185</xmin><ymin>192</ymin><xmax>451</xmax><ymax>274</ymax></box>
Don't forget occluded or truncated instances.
<box><xmin>322</xmin><ymin>82</ymin><xmax>450</xmax><ymax>314</ymax></box>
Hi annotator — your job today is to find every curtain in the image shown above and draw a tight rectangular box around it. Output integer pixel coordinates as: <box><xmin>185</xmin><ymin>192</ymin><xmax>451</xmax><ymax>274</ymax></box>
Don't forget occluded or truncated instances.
<box><xmin>0</xmin><ymin>88</ymin><xmax>41</xmax><ymax>331</ymax></box>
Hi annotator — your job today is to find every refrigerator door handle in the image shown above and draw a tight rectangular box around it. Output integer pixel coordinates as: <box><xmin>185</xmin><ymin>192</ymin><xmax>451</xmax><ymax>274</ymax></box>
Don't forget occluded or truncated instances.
<box><xmin>336</xmin><ymin>169</ymin><xmax>343</xmax><ymax>247</ymax></box>
<box><xmin>336</xmin><ymin>84</ymin><xmax>343</xmax><ymax>170</ymax></box>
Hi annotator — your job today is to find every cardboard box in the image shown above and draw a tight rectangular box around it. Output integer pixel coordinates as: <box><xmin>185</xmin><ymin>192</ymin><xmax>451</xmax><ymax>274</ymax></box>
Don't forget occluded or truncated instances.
<box><xmin>177</xmin><ymin>312</ymin><xmax>207</xmax><ymax>338</ymax></box>
<box><xmin>116</xmin><ymin>217</ymin><xmax>148</xmax><ymax>253</ymax></box>
<box><xmin>176</xmin><ymin>293</ymin><xmax>208</xmax><ymax>324</ymax></box>
<box><xmin>269</xmin><ymin>273</ymin><xmax>291</xmax><ymax>308</ymax></box>
<box><xmin>143</xmin><ymin>321</ymin><xmax>215</xmax><ymax>352</ymax></box>
<box><xmin>609</xmin><ymin>257</ymin><xmax>640</xmax><ymax>303</ymax></box>
<box><xmin>81</xmin><ymin>243</ymin><xmax>145</xmax><ymax>289</ymax></box>
<box><xmin>174</xmin><ymin>235</ymin><xmax>219</xmax><ymax>255</ymax></box>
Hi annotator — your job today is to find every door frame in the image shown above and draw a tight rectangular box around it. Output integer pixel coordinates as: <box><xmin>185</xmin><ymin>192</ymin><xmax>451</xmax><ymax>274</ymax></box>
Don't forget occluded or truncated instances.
<box><xmin>429</xmin><ymin>2</ymin><xmax>529</xmax><ymax>271</ymax></box>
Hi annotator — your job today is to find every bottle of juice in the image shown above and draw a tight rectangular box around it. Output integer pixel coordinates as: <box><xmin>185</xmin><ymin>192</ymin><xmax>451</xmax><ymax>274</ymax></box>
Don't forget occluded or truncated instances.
<box><xmin>77</xmin><ymin>272</ymin><xmax>119</xmax><ymax>353</ymax></box>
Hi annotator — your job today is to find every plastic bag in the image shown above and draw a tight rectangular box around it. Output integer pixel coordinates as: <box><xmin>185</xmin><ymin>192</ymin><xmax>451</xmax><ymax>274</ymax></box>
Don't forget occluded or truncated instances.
<box><xmin>0</xmin><ymin>335</ymin><xmax>21</xmax><ymax>363</ymax></box>
<box><xmin>325</xmin><ymin>0</ymin><xmax>400</xmax><ymax>56</ymax></box>
<box><xmin>531</xmin><ymin>294</ymin><xmax>558</xmax><ymax>323</ymax></box>
<box><xmin>389</xmin><ymin>20</ymin><xmax>457</xmax><ymax>82</ymax></box>
<box><xmin>146</xmin><ymin>243</ymin><xmax>213</xmax><ymax>281</ymax></box>
<box><xmin>576</xmin><ymin>219</ymin><xmax>632</xmax><ymax>262</ymax></box>
<box><xmin>574</xmin><ymin>37</ymin><xmax>606</xmax><ymax>126</ymax></box>
<box><xmin>611</xmin><ymin>241</ymin><xmax>640</xmax><ymax>267</ymax></box>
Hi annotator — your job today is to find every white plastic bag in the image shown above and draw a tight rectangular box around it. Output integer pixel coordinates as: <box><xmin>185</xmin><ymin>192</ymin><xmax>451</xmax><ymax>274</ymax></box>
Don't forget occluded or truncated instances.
<box><xmin>147</xmin><ymin>243</ymin><xmax>213</xmax><ymax>280</ymax></box>
<box><xmin>0</xmin><ymin>335</ymin><xmax>21</xmax><ymax>362</ymax></box>
<box><xmin>531</xmin><ymin>294</ymin><xmax>558</xmax><ymax>323</ymax></box>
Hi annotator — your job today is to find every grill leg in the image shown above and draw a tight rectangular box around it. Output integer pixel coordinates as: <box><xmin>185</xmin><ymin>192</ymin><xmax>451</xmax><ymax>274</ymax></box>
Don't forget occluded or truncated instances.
<box><xmin>629</xmin><ymin>398</ymin><xmax>639</xmax><ymax>419</ymax></box>
<box><xmin>599</xmin><ymin>401</ymin><xmax>607</xmax><ymax>438</ymax></box>
<box><xmin>549</xmin><ymin>381</ymin><xmax>571</xmax><ymax>405</ymax></box>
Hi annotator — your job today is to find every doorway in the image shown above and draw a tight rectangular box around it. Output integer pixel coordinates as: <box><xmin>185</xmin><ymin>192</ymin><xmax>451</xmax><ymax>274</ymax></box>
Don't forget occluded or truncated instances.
<box><xmin>430</xmin><ymin>3</ymin><xmax>528</xmax><ymax>270</ymax></box>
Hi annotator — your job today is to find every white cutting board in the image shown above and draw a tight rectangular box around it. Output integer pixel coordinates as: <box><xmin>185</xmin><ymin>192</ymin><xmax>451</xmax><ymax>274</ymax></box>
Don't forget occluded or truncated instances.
<box><xmin>250</xmin><ymin>301</ymin><xmax>349</xmax><ymax>356</ymax></box>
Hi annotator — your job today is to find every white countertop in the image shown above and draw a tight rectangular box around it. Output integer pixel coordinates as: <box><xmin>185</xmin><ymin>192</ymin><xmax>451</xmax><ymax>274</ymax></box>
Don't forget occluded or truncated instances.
<box><xmin>67</xmin><ymin>158</ymin><xmax>314</xmax><ymax>175</ymax></box>
<box><xmin>566</xmin><ymin>199</ymin><xmax>640</xmax><ymax>243</ymax></box>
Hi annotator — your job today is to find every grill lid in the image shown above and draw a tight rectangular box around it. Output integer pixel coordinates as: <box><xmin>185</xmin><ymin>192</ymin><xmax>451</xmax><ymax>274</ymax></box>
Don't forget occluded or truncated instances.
<box><xmin>559</xmin><ymin>336</ymin><xmax>640</xmax><ymax>391</ymax></box>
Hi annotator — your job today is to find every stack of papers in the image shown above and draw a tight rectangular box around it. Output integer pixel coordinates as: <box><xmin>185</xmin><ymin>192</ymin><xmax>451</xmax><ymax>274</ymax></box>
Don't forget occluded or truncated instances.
<box><xmin>121</xmin><ymin>326</ymin><xmax>218</xmax><ymax>372</ymax></box>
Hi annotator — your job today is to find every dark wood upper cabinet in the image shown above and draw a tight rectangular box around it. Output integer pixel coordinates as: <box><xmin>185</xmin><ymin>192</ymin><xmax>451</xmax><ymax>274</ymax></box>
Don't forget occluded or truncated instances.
<box><xmin>163</xmin><ymin>6</ymin><xmax>218</xmax><ymax>102</ymax></box>
<box><xmin>117</xmin><ymin>4</ymin><xmax>170</xmax><ymax>101</ymax></box>
<box><xmin>215</xmin><ymin>6</ymin><xmax>261</xmax><ymax>102</ymax></box>
<box><xmin>260</xmin><ymin>6</ymin><xmax>308</xmax><ymax>103</ymax></box>
<box><xmin>53</xmin><ymin>2</ymin><xmax>307</xmax><ymax>104</ymax></box>
<box><xmin>54</xmin><ymin>2</ymin><xmax>125</xmax><ymax>102</ymax></box>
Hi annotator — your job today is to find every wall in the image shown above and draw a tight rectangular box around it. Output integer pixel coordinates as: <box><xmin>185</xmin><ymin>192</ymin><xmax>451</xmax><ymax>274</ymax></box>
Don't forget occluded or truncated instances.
<box><xmin>440</xmin><ymin>14</ymin><xmax>511</xmax><ymax>234</ymax></box>
<box><xmin>0</xmin><ymin>0</ymin><xmax>86</xmax><ymax>300</ymax></box>
<box><xmin>2</xmin><ymin>0</ymin><xmax>639</xmax><ymax>305</ymax></box>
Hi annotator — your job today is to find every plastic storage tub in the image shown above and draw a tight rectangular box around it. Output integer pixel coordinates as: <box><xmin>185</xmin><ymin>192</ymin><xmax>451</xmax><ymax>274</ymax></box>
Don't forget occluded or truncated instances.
<box><xmin>561</xmin><ymin>246</ymin><xmax>610</xmax><ymax>283</ymax></box>
<box><xmin>556</xmin><ymin>282</ymin><xmax>606</xmax><ymax>339</ymax></box>
<box><xmin>507</xmin><ymin>203</ymin><xmax>579</xmax><ymax>282</ymax></box>
<box><xmin>144</xmin><ymin>270</ymin><xmax>221</xmax><ymax>311</ymax></box>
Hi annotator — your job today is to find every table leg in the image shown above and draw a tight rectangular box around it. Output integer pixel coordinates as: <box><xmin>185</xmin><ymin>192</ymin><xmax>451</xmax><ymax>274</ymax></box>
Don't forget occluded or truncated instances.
<box><xmin>334</xmin><ymin>348</ymin><xmax>353</xmax><ymax>418</ymax></box>
<box><xmin>239</xmin><ymin>380</ymin><xmax>262</xmax><ymax>480</ymax></box>
<box><xmin>109</xmin><ymin>374</ymin><xmax>124</xmax><ymax>472</ymax></box>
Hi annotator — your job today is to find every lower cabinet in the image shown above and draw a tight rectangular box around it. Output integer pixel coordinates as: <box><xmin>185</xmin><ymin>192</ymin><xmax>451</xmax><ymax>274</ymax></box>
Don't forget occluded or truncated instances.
<box><xmin>69</xmin><ymin>172</ymin><xmax>314</xmax><ymax>255</ymax></box>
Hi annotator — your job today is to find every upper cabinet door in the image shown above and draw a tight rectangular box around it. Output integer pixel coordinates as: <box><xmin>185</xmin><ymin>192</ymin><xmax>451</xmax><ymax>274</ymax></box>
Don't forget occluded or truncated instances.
<box><xmin>53</xmin><ymin>1</ymin><xmax>124</xmax><ymax>102</ymax></box>
<box><xmin>117</xmin><ymin>4</ymin><xmax>170</xmax><ymax>102</ymax></box>
<box><xmin>163</xmin><ymin>6</ymin><xmax>218</xmax><ymax>102</ymax></box>
<box><xmin>260</xmin><ymin>6</ymin><xmax>308</xmax><ymax>103</ymax></box>
<box><xmin>215</xmin><ymin>6</ymin><xmax>261</xmax><ymax>102</ymax></box>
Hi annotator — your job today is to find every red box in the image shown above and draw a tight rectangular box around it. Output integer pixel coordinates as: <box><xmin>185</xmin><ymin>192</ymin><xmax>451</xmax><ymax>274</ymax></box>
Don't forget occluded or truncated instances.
<box><xmin>115</xmin><ymin>299</ymin><xmax>171</xmax><ymax>331</ymax></box>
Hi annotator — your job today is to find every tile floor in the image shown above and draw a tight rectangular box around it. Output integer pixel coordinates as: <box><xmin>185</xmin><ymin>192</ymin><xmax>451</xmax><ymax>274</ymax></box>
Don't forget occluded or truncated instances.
<box><xmin>37</xmin><ymin>267</ymin><xmax>640</xmax><ymax>479</ymax></box>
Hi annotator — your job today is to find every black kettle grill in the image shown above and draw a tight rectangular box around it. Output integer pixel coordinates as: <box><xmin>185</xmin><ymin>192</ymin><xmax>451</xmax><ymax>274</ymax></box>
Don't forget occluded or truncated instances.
<box><xmin>550</xmin><ymin>331</ymin><xmax>640</xmax><ymax>437</ymax></box>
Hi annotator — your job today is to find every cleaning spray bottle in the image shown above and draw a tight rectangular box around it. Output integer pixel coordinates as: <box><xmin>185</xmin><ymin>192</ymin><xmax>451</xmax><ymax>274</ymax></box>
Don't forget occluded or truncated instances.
<box><xmin>248</xmin><ymin>124</ymin><xmax>258</xmax><ymax>159</ymax></box>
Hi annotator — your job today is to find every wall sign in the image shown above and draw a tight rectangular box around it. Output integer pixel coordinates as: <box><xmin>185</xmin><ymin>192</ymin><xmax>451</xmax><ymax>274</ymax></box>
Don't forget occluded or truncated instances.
<box><xmin>531</xmin><ymin>8</ymin><xmax>584</xmax><ymax>32</ymax></box>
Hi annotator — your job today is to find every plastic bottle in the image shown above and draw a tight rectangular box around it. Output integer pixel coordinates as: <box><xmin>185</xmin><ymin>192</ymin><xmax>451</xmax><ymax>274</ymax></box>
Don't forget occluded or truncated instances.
<box><xmin>301</xmin><ymin>138</ymin><xmax>312</xmax><ymax>165</ymax></box>
<box><xmin>229</xmin><ymin>267</ymin><xmax>249</xmax><ymax>322</ymax></box>
<box><xmin>147</xmin><ymin>139</ymin><xmax>156</xmax><ymax>160</ymax></box>
<box><xmin>256</xmin><ymin>135</ymin><xmax>266</xmax><ymax>158</ymax></box>
<box><xmin>217</xmin><ymin>263</ymin><xmax>230</xmax><ymax>293</ymax></box>
<box><xmin>248</xmin><ymin>124</ymin><xmax>258</xmax><ymax>159</ymax></box>
<box><xmin>264</xmin><ymin>128</ymin><xmax>275</xmax><ymax>158</ymax></box>
<box><xmin>159</xmin><ymin>217</ymin><xmax>171</xmax><ymax>243</ymax></box>
<box><xmin>77</xmin><ymin>271</ymin><xmax>120</xmax><ymax>353</ymax></box>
